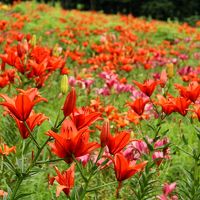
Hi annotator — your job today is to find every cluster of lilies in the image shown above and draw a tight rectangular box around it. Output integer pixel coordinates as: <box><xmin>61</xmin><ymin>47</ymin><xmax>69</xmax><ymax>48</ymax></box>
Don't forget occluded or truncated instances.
<box><xmin>1</xmin><ymin>2</ymin><xmax>200</xmax><ymax>199</ymax></box>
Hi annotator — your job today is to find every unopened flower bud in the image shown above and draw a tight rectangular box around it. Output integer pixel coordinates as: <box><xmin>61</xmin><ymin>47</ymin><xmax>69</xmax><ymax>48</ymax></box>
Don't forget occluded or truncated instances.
<box><xmin>30</xmin><ymin>34</ymin><xmax>36</xmax><ymax>47</ymax></box>
<box><xmin>61</xmin><ymin>75</ymin><xmax>69</xmax><ymax>94</ymax></box>
<box><xmin>52</xmin><ymin>43</ymin><xmax>61</xmax><ymax>57</ymax></box>
<box><xmin>63</xmin><ymin>87</ymin><xmax>76</xmax><ymax>117</ymax></box>
<box><xmin>100</xmin><ymin>119</ymin><xmax>110</xmax><ymax>147</ymax></box>
<box><xmin>166</xmin><ymin>63</ymin><xmax>174</xmax><ymax>78</ymax></box>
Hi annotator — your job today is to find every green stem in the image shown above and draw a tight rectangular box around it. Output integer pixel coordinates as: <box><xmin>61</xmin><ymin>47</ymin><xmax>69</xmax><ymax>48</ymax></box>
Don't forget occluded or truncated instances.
<box><xmin>53</xmin><ymin>110</ymin><xmax>61</xmax><ymax>128</ymax></box>
<box><xmin>10</xmin><ymin>175</ymin><xmax>24</xmax><ymax>200</ymax></box>
<box><xmin>94</xmin><ymin>147</ymin><xmax>103</xmax><ymax>167</ymax></box>
<box><xmin>86</xmin><ymin>181</ymin><xmax>117</xmax><ymax>193</ymax></box>
<box><xmin>56</xmin><ymin>116</ymin><xmax>66</xmax><ymax>129</ymax></box>
<box><xmin>150</xmin><ymin>97</ymin><xmax>160</xmax><ymax>117</ymax></box>
<box><xmin>22</xmin><ymin>140</ymin><xmax>25</xmax><ymax>173</ymax></box>
<box><xmin>80</xmin><ymin>149</ymin><xmax>104</xmax><ymax>199</ymax></box>
<box><xmin>72</xmin><ymin>155</ymin><xmax>87</xmax><ymax>182</ymax></box>
<box><xmin>26</xmin><ymin>137</ymin><xmax>51</xmax><ymax>173</ymax></box>
<box><xmin>10</xmin><ymin>137</ymin><xmax>51</xmax><ymax>199</ymax></box>
<box><xmin>194</xmin><ymin>138</ymin><xmax>200</xmax><ymax>182</ymax></box>
<box><xmin>80</xmin><ymin>172</ymin><xmax>93</xmax><ymax>200</ymax></box>
<box><xmin>23</xmin><ymin>121</ymin><xmax>40</xmax><ymax>149</ymax></box>
<box><xmin>36</xmin><ymin>158</ymin><xmax>64</xmax><ymax>164</ymax></box>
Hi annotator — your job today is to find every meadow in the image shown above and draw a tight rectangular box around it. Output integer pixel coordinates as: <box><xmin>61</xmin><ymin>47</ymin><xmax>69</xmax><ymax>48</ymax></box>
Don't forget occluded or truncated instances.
<box><xmin>0</xmin><ymin>2</ymin><xmax>200</xmax><ymax>199</ymax></box>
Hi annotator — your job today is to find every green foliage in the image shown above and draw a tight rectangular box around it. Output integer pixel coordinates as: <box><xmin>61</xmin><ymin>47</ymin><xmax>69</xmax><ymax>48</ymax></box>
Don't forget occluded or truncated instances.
<box><xmin>130</xmin><ymin>162</ymin><xmax>157</xmax><ymax>200</ymax></box>
<box><xmin>178</xmin><ymin>169</ymin><xmax>200</xmax><ymax>200</ymax></box>
<box><xmin>141</xmin><ymin>0</ymin><xmax>175</xmax><ymax>20</ymax></box>
<box><xmin>0</xmin><ymin>116</ymin><xmax>18</xmax><ymax>146</ymax></box>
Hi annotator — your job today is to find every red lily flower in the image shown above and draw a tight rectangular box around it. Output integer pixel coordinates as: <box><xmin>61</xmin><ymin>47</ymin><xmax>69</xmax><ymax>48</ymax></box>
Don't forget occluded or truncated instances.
<box><xmin>172</xmin><ymin>97</ymin><xmax>191</xmax><ymax>116</ymax></box>
<box><xmin>0</xmin><ymin>74</ymin><xmax>9</xmax><ymax>88</ymax></box>
<box><xmin>0</xmin><ymin>144</ymin><xmax>16</xmax><ymax>156</ymax></box>
<box><xmin>133</xmin><ymin>79</ymin><xmax>159</xmax><ymax>97</ymax></box>
<box><xmin>63</xmin><ymin>87</ymin><xmax>76</xmax><ymax>117</ymax></box>
<box><xmin>113</xmin><ymin>153</ymin><xmax>147</xmax><ymax>182</ymax></box>
<box><xmin>49</xmin><ymin>164</ymin><xmax>75</xmax><ymax>197</ymax></box>
<box><xmin>128</xmin><ymin>97</ymin><xmax>149</xmax><ymax>115</ymax></box>
<box><xmin>17</xmin><ymin>88</ymin><xmax>47</xmax><ymax>103</ymax></box>
<box><xmin>70</xmin><ymin>107</ymin><xmax>101</xmax><ymax>130</ymax></box>
<box><xmin>14</xmin><ymin>111</ymin><xmax>48</xmax><ymax>139</ymax></box>
<box><xmin>0</xmin><ymin>50</ymin><xmax>24</xmax><ymax>73</ymax></box>
<box><xmin>47</xmin><ymin>120</ymin><xmax>100</xmax><ymax>163</ymax></box>
<box><xmin>101</xmin><ymin>122</ymin><xmax>130</xmax><ymax>154</ymax></box>
<box><xmin>174</xmin><ymin>81</ymin><xmax>200</xmax><ymax>103</ymax></box>
<box><xmin>0</xmin><ymin>88</ymin><xmax>46</xmax><ymax>121</ymax></box>
<box><xmin>156</xmin><ymin>95</ymin><xmax>176</xmax><ymax>115</ymax></box>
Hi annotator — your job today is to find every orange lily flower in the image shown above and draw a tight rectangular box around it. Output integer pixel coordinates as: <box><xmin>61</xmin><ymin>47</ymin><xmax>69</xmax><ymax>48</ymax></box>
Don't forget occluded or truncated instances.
<box><xmin>156</xmin><ymin>95</ymin><xmax>176</xmax><ymax>115</ymax></box>
<box><xmin>0</xmin><ymin>88</ymin><xmax>46</xmax><ymax>121</ymax></box>
<box><xmin>101</xmin><ymin>121</ymin><xmax>130</xmax><ymax>154</ymax></box>
<box><xmin>49</xmin><ymin>164</ymin><xmax>75</xmax><ymax>197</ymax></box>
<box><xmin>70</xmin><ymin>107</ymin><xmax>101</xmax><ymax>130</ymax></box>
<box><xmin>133</xmin><ymin>79</ymin><xmax>159</xmax><ymax>97</ymax></box>
<box><xmin>114</xmin><ymin>153</ymin><xmax>147</xmax><ymax>182</ymax></box>
<box><xmin>0</xmin><ymin>144</ymin><xmax>16</xmax><ymax>156</ymax></box>
<box><xmin>128</xmin><ymin>97</ymin><xmax>149</xmax><ymax>115</ymax></box>
<box><xmin>174</xmin><ymin>81</ymin><xmax>200</xmax><ymax>103</ymax></box>
<box><xmin>126</xmin><ymin>110</ymin><xmax>140</xmax><ymax>124</ymax></box>
<box><xmin>14</xmin><ymin>111</ymin><xmax>48</xmax><ymax>139</ymax></box>
<box><xmin>47</xmin><ymin>120</ymin><xmax>100</xmax><ymax>163</ymax></box>
<box><xmin>172</xmin><ymin>97</ymin><xmax>191</xmax><ymax>116</ymax></box>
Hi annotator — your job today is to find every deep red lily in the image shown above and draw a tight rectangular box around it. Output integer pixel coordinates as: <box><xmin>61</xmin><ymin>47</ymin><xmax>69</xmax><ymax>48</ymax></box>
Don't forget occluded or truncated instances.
<box><xmin>128</xmin><ymin>97</ymin><xmax>149</xmax><ymax>115</ymax></box>
<box><xmin>133</xmin><ymin>79</ymin><xmax>159</xmax><ymax>97</ymax></box>
<box><xmin>114</xmin><ymin>153</ymin><xmax>147</xmax><ymax>182</ymax></box>
<box><xmin>14</xmin><ymin>111</ymin><xmax>48</xmax><ymax>139</ymax></box>
<box><xmin>156</xmin><ymin>95</ymin><xmax>176</xmax><ymax>115</ymax></box>
<box><xmin>100</xmin><ymin>122</ymin><xmax>130</xmax><ymax>154</ymax></box>
<box><xmin>70</xmin><ymin>107</ymin><xmax>101</xmax><ymax>130</ymax></box>
<box><xmin>174</xmin><ymin>81</ymin><xmax>200</xmax><ymax>103</ymax></box>
<box><xmin>47</xmin><ymin>120</ymin><xmax>100</xmax><ymax>163</ymax></box>
<box><xmin>49</xmin><ymin>164</ymin><xmax>75</xmax><ymax>197</ymax></box>
<box><xmin>172</xmin><ymin>97</ymin><xmax>191</xmax><ymax>116</ymax></box>
<box><xmin>0</xmin><ymin>88</ymin><xmax>47</xmax><ymax>121</ymax></box>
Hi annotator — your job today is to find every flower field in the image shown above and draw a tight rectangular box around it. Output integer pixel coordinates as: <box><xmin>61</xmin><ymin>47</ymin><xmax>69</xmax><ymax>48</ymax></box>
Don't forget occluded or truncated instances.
<box><xmin>0</xmin><ymin>2</ymin><xmax>200</xmax><ymax>200</ymax></box>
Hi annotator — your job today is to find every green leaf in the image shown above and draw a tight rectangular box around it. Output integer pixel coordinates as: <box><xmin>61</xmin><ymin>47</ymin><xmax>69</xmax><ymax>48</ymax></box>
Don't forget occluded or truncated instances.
<box><xmin>15</xmin><ymin>192</ymin><xmax>34</xmax><ymax>199</ymax></box>
<box><xmin>181</xmin><ymin>134</ymin><xmax>188</xmax><ymax>145</ymax></box>
<box><xmin>143</xmin><ymin>137</ymin><xmax>154</xmax><ymax>151</ymax></box>
<box><xmin>3</xmin><ymin>162</ymin><xmax>16</xmax><ymax>174</ymax></box>
<box><xmin>161</xmin><ymin>129</ymin><xmax>169</xmax><ymax>136</ymax></box>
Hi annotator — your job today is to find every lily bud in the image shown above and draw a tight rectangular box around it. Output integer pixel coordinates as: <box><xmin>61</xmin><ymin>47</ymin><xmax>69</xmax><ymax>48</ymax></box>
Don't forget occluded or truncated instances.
<box><xmin>52</xmin><ymin>43</ymin><xmax>62</xmax><ymax>56</ymax></box>
<box><xmin>166</xmin><ymin>63</ymin><xmax>174</xmax><ymax>78</ymax></box>
<box><xmin>63</xmin><ymin>87</ymin><xmax>76</xmax><ymax>117</ymax></box>
<box><xmin>100</xmin><ymin>119</ymin><xmax>110</xmax><ymax>147</ymax></box>
<box><xmin>30</xmin><ymin>34</ymin><xmax>36</xmax><ymax>47</ymax></box>
<box><xmin>60</xmin><ymin>75</ymin><xmax>69</xmax><ymax>94</ymax></box>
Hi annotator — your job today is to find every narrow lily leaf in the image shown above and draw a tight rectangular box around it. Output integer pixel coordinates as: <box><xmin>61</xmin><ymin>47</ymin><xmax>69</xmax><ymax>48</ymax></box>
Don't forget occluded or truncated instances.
<box><xmin>15</xmin><ymin>192</ymin><xmax>34</xmax><ymax>199</ymax></box>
